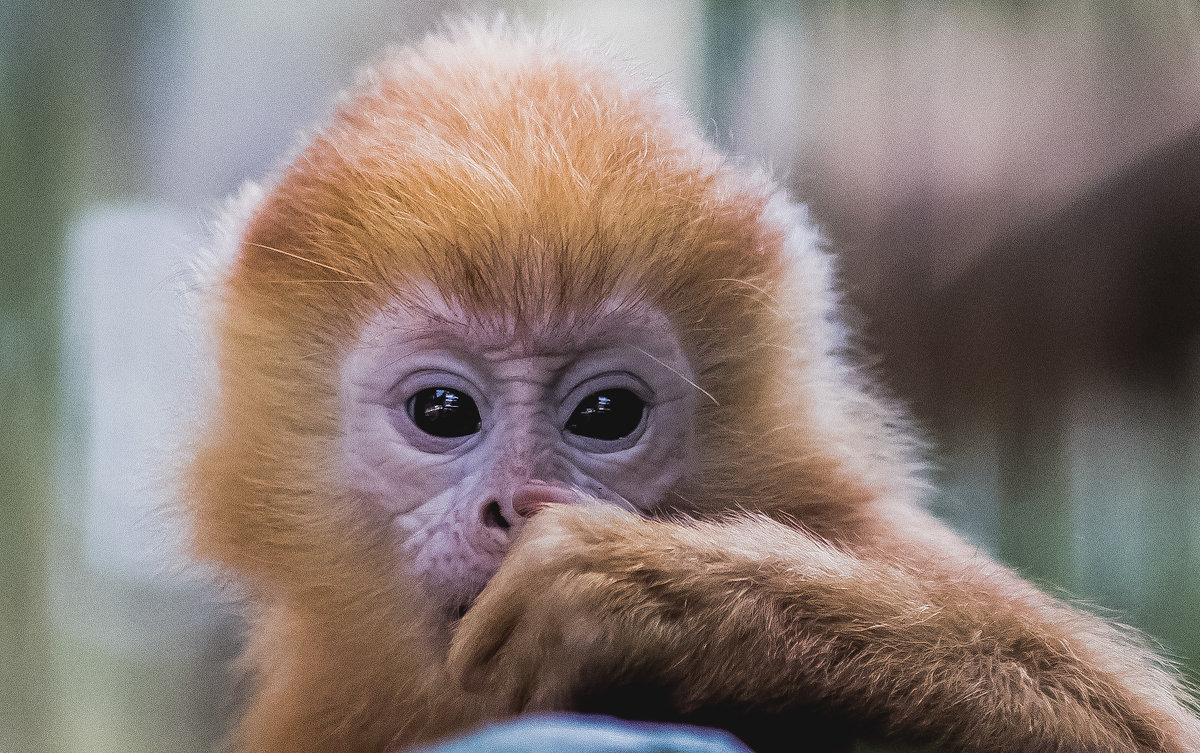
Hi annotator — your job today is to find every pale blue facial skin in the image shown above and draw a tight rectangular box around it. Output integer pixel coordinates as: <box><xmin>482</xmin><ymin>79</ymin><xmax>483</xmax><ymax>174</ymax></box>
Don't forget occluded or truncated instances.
<box><xmin>340</xmin><ymin>291</ymin><xmax>698</xmax><ymax>615</ymax></box>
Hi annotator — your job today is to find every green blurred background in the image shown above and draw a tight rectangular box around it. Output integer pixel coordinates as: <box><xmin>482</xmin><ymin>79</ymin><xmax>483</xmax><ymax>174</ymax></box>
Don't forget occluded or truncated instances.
<box><xmin>2</xmin><ymin>1</ymin><xmax>1198</xmax><ymax>751</ymax></box>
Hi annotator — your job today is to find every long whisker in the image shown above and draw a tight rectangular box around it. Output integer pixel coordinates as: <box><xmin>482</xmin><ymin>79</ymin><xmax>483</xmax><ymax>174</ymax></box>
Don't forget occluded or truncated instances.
<box><xmin>635</xmin><ymin>347</ymin><xmax>720</xmax><ymax>406</ymax></box>
<box><xmin>245</xmin><ymin>242</ymin><xmax>371</xmax><ymax>283</ymax></box>
<box><xmin>258</xmin><ymin>279</ymin><xmax>373</xmax><ymax>284</ymax></box>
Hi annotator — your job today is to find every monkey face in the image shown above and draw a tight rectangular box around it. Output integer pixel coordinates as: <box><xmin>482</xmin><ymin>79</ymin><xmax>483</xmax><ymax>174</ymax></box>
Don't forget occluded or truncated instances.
<box><xmin>339</xmin><ymin>286</ymin><xmax>698</xmax><ymax>616</ymax></box>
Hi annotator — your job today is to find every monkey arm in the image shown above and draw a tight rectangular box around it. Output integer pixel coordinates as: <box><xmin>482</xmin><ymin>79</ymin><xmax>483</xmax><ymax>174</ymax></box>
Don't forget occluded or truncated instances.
<box><xmin>448</xmin><ymin>504</ymin><xmax>1200</xmax><ymax>753</ymax></box>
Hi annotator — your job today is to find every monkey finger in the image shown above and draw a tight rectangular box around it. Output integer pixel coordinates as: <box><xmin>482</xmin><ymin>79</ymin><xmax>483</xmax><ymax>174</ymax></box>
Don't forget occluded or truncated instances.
<box><xmin>523</xmin><ymin>675</ymin><xmax>574</xmax><ymax>713</ymax></box>
<box><xmin>446</xmin><ymin>620</ymin><xmax>505</xmax><ymax>689</ymax></box>
<box><xmin>454</xmin><ymin>660</ymin><xmax>492</xmax><ymax>694</ymax></box>
<box><xmin>446</xmin><ymin>608</ymin><xmax>509</xmax><ymax>684</ymax></box>
<box><xmin>448</xmin><ymin>580</ymin><xmax>554</xmax><ymax>689</ymax></box>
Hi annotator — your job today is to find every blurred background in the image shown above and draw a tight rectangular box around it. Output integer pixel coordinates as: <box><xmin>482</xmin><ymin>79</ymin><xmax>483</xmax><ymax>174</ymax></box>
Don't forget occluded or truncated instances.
<box><xmin>2</xmin><ymin>1</ymin><xmax>1198</xmax><ymax>751</ymax></box>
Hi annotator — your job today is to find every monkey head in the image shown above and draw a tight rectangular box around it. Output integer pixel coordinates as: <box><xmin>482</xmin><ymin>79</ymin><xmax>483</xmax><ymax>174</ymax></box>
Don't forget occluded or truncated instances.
<box><xmin>189</xmin><ymin>25</ymin><xmax>884</xmax><ymax>630</ymax></box>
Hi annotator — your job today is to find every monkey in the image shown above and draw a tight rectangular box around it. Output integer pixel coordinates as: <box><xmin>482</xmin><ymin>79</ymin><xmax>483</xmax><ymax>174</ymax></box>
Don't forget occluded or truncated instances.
<box><xmin>185</xmin><ymin>21</ymin><xmax>1200</xmax><ymax>753</ymax></box>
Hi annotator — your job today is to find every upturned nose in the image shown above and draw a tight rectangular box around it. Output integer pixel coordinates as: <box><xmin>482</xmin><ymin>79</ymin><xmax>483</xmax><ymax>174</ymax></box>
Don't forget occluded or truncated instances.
<box><xmin>511</xmin><ymin>480</ymin><xmax>580</xmax><ymax>518</ymax></box>
<box><xmin>478</xmin><ymin>481</ymin><xmax>580</xmax><ymax>534</ymax></box>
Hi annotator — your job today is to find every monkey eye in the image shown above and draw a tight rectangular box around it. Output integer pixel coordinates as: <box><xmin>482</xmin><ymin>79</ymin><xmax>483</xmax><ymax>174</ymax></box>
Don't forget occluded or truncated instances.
<box><xmin>407</xmin><ymin>387</ymin><xmax>481</xmax><ymax>438</ymax></box>
<box><xmin>565</xmin><ymin>388</ymin><xmax>645</xmax><ymax>441</ymax></box>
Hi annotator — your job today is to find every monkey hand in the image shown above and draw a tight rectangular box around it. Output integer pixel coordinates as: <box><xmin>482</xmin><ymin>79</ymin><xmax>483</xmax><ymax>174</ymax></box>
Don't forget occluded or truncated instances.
<box><xmin>446</xmin><ymin>503</ymin><xmax>686</xmax><ymax>715</ymax></box>
<box><xmin>447</xmin><ymin>505</ymin><xmax>1200</xmax><ymax>752</ymax></box>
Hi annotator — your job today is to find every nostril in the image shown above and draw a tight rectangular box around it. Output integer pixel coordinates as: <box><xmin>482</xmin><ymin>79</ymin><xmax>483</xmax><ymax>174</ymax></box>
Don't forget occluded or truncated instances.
<box><xmin>481</xmin><ymin>499</ymin><xmax>511</xmax><ymax>530</ymax></box>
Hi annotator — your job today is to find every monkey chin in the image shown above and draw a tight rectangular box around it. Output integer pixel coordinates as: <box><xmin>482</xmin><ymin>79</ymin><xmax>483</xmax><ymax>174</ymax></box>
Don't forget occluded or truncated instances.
<box><xmin>449</xmin><ymin>592</ymin><xmax>480</xmax><ymax>622</ymax></box>
<box><xmin>423</xmin><ymin>580</ymin><xmax>486</xmax><ymax>629</ymax></box>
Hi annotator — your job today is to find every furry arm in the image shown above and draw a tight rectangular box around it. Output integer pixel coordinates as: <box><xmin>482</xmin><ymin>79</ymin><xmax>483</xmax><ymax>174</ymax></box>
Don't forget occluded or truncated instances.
<box><xmin>448</xmin><ymin>505</ymin><xmax>1200</xmax><ymax>753</ymax></box>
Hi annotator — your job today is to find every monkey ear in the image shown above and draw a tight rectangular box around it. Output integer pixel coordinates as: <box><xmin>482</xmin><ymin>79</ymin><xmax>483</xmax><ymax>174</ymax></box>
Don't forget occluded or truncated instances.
<box><xmin>182</xmin><ymin>181</ymin><xmax>267</xmax><ymax>372</ymax></box>
<box><xmin>191</xmin><ymin>181</ymin><xmax>267</xmax><ymax>294</ymax></box>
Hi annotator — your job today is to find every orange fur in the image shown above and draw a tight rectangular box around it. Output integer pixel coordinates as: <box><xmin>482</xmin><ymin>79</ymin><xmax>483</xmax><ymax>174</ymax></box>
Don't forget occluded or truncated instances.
<box><xmin>187</xmin><ymin>20</ymin><xmax>1200</xmax><ymax>753</ymax></box>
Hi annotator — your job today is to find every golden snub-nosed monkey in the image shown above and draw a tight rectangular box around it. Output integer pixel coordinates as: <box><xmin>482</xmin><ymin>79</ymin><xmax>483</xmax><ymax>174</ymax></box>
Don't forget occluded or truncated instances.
<box><xmin>186</xmin><ymin>20</ymin><xmax>1200</xmax><ymax>753</ymax></box>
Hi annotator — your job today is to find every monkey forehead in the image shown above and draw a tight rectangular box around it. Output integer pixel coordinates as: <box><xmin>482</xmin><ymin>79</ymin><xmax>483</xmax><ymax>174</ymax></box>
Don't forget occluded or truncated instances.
<box><xmin>358</xmin><ymin>283</ymin><xmax>689</xmax><ymax>363</ymax></box>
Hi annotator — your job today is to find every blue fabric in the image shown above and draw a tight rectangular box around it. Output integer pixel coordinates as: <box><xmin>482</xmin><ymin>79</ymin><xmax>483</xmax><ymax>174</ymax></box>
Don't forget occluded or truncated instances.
<box><xmin>411</xmin><ymin>713</ymin><xmax>752</xmax><ymax>753</ymax></box>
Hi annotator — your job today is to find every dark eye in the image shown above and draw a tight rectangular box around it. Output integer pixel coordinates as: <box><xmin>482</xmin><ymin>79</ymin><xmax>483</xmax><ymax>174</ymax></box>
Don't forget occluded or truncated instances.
<box><xmin>407</xmin><ymin>387</ymin><xmax>481</xmax><ymax>438</ymax></box>
<box><xmin>565</xmin><ymin>388</ymin><xmax>645</xmax><ymax>441</ymax></box>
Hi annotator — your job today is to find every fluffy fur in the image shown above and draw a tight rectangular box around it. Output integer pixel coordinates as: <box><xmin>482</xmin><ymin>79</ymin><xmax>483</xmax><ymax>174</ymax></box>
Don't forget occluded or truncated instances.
<box><xmin>187</xmin><ymin>21</ymin><xmax>1200</xmax><ymax>753</ymax></box>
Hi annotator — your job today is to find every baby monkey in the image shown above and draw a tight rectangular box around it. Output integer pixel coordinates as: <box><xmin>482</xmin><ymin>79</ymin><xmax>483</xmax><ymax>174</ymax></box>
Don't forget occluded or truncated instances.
<box><xmin>187</xmin><ymin>21</ymin><xmax>1200</xmax><ymax>753</ymax></box>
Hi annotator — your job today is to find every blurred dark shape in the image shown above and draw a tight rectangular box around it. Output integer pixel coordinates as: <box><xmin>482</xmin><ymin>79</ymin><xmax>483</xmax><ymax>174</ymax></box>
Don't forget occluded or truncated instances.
<box><xmin>705</xmin><ymin>2</ymin><xmax>1200</xmax><ymax>684</ymax></box>
<box><xmin>885</xmin><ymin>123</ymin><xmax>1200</xmax><ymax>413</ymax></box>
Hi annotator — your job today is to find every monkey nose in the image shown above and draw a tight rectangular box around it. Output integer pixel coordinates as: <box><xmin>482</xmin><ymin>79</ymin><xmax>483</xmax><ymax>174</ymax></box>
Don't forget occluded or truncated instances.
<box><xmin>480</xmin><ymin>499</ymin><xmax>515</xmax><ymax>531</ymax></box>
<box><xmin>511</xmin><ymin>481</ymin><xmax>579</xmax><ymax>518</ymax></box>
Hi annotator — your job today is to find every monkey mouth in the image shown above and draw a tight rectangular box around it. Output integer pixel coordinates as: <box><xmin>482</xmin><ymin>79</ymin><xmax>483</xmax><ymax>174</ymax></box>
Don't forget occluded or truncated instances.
<box><xmin>449</xmin><ymin>584</ymin><xmax>487</xmax><ymax>621</ymax></box>
<box><xmin>423</xmin><ymin>567</ymin><xmax>490</xmax><ymax>624</ymax></box>
<box><xmin>437</xmin><ymin>601</ymin><xmax>471</xmax><ymax>629</ymax></box>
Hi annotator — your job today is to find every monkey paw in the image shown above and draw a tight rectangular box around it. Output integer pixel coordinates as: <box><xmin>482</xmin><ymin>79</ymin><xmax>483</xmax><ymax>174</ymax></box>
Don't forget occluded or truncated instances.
<box><xmin>446</xmin><ymin>504</ymin><xmax>667</xmax><ymax>714</ymax></box>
